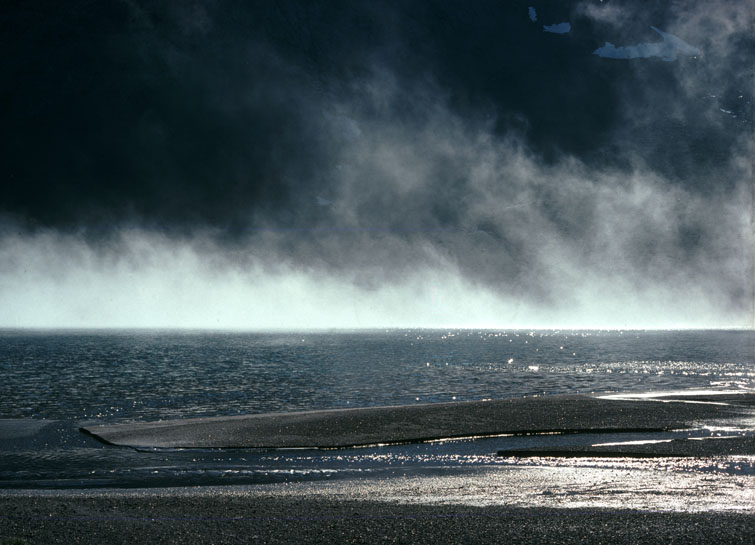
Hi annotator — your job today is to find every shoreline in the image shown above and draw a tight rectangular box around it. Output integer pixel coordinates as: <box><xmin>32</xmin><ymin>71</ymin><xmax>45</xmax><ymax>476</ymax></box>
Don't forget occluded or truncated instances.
<box><xmin>3</xmin><ymin>391</ymin><xmax>755</xmax><ymax>543</ymax></box>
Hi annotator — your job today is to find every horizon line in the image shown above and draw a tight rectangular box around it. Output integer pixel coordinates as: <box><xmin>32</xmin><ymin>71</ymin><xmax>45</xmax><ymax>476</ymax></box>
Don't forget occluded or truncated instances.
<box><xmin>1</xmin><ymin>326</ymin><xmax>752</xmax><ymax>333</ymax></box>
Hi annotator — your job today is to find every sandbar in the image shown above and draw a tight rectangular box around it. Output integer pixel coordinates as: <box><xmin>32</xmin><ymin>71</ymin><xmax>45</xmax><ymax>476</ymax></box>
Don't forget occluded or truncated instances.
<box><xmin>81</xmin><ymin>393</ymin><xmax>755</xmax><ymax>449</ymax></box>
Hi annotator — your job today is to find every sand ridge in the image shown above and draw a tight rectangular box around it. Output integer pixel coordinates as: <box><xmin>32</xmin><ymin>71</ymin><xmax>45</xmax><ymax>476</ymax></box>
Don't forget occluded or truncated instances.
<box><xmin>81</xmin><ymin>392</ymin><xmax>755</xmax><ymax>450</ymax></box>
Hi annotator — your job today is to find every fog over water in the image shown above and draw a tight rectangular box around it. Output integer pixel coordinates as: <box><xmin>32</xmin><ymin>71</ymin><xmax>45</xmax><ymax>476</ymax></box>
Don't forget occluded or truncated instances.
<box><xmin>1</xmin><ymin>1</ymin><xmax>752</xmax><ymax>329</ymax></box>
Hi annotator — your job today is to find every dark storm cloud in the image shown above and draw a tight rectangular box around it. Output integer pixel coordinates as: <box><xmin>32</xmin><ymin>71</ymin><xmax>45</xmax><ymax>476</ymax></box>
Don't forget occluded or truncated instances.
<box><xmin>1</xmin><ymin>0</ymin><xmax>751</xmax><ymax>326</ymax></box>
<box><xmin>4</xmin><ymin>1</ymin><xmax>339</xmax><ymax>232</ymax></box>
<box><xmin>3</xmin><ymin>0</ymin><xmax>624</xmax><ymax>231</ymax></box>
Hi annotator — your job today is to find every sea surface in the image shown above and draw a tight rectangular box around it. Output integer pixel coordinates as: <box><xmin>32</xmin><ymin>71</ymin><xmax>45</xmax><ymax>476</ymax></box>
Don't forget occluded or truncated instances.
<box><xmin>1</xmin><ymin>329</ymin><xmax>753</xmax><ymax>502</ymax></box>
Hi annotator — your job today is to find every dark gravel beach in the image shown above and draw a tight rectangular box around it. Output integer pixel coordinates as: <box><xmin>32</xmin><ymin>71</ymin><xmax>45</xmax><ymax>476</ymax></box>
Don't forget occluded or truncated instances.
<box><xmin>1</xmin><ymin>490</ymin><xmax>754</xmax><ymax>545</ymax></box>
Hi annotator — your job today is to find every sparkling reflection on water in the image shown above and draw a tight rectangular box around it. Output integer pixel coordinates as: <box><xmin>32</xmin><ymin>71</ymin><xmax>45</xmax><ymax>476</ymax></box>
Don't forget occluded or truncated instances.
<box><xmin>368</xmin><ymin>462</ymin><xmax>755</xmax><ymax>512</ymax></box>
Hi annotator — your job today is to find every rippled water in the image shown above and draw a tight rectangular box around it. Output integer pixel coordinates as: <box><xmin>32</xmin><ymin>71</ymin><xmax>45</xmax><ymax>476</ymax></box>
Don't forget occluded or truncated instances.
<box><xmin>1</xmin><ymin>329</ymin><xmax>752</xmax><ymax>421</ymax></box>
<box><xmin>0</xmin><ymin>329</ymin><xmax>753</xmax><ymax>493</ymax></box>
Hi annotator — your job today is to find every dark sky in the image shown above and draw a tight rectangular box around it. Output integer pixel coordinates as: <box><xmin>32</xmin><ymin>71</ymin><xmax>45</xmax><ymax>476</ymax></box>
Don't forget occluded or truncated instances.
<box><xmin>1</xmin><ymin>0</ymin><xmax>752</xmax><ymax>328</ymax></box>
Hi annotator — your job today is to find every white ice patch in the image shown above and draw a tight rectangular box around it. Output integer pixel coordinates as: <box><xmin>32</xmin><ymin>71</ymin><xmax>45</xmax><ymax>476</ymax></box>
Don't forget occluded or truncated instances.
<box><xmin>592</xmin><ymin>439</ymin><xmax>673</xmax><ymax>447</ymax></box>
<box><xmin>599</xmin><ymin>390</ymin><xmax>747</xmax><ymax>400</ymax></box>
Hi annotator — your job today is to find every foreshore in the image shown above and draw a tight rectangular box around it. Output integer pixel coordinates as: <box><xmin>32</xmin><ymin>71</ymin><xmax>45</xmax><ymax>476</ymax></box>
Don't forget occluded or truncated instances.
<box><xmin>3</xmin><ymin>392</ymin><xmax>754</xmax><ymax>543</ymax></box>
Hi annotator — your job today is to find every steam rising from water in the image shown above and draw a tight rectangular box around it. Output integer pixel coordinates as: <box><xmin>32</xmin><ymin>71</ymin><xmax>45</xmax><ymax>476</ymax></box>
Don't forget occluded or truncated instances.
<box><xmin>0</xmin><ymin>223</ymin><xmax>748</xmax><ymax>329</ymax></box>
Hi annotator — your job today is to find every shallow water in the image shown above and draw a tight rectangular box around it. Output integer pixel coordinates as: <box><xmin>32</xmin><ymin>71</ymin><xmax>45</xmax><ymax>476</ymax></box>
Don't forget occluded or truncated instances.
<box><xmin>2</xmin><ymin>418</ymin><xmax>753</xmax><ymax>494</ymax></box>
